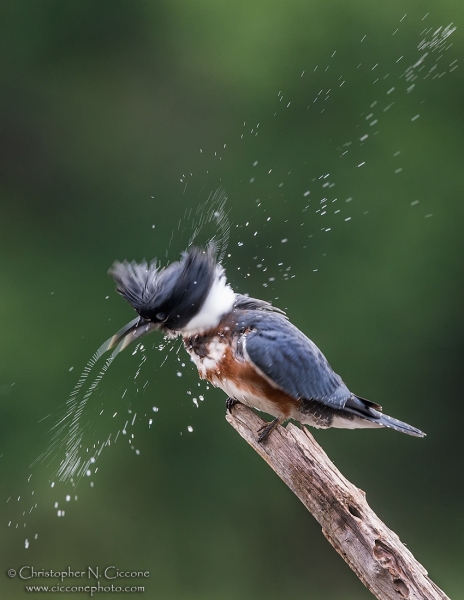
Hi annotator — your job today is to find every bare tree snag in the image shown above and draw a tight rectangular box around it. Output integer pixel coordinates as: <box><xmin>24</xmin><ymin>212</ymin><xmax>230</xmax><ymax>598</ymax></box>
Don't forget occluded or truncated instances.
<box><xmin>226</xmin><ymin>403</ymin><xmax>449</xmax><ymax>600</ymax></box>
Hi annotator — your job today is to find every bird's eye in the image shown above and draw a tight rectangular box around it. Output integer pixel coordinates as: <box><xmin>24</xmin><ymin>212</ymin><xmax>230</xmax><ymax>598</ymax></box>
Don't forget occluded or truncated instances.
<box><xmin>156</xmin><ymin>312</ymin><xmax>166</xmax><ymax>321</ymax></box>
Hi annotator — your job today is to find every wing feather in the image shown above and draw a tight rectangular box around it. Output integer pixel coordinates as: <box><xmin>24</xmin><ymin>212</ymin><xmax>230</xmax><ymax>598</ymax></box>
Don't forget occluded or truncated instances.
<box><xmin>242</xmin><ymin>313</ymin><xmax>351</xmax><ymax>409</ymax></box>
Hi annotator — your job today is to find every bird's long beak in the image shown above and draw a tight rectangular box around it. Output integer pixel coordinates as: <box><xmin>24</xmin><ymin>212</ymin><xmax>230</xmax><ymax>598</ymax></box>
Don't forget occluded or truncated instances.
<box><xmin>97</xmin><ymin>317</ymin><xmax>159</xmax><ymax>359</ymax></box>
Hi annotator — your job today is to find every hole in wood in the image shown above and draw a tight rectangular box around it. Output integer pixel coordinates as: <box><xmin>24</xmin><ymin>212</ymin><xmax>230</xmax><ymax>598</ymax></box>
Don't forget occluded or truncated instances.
<box><xmin>348</xmin><ymin>504</ymin><xmax>362</xmax><ymax>519</ymax></box>
<box><xmin>393</xmin><ymin>578</ymin><xmax>409</xmax><ymax>598</ymax></box>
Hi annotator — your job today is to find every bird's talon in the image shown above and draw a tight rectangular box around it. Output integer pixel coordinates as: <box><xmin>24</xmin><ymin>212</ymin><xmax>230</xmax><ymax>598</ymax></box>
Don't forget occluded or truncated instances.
<box><xmin>226</xmin><ymin>397</ymin><xmax>240</xmax><ymax>413</ymax></box>
<box><xmin>256</xmin><ymin>417</ymin><xmax>281</xmax><ymax>443</ymax></box>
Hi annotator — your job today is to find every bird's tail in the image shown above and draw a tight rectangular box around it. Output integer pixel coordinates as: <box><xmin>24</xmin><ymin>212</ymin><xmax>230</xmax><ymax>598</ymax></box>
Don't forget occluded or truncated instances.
<box><xmin>375</xmin><ymin>412</ymin><xmax>425</xmax><ymax>437</ymax></box>
<box><xmin>345</xmin><ymin>395</ymin><xmax>426</xmax><ymax>437</ymax></box>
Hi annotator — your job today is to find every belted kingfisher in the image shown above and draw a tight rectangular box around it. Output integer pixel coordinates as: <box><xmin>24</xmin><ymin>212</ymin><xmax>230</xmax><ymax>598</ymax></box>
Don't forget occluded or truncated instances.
<box><xmin>106</xmin><ymin>246</ymin><xmax>425</xmax><ymax>441</ymax></box>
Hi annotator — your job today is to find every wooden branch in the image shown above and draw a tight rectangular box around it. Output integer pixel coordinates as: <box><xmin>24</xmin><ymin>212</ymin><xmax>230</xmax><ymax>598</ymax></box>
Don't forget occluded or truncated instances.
<box><xmin>226</xmin><ymin>404</ymin><xmax>449</xmax><ymax>600</ymax></box>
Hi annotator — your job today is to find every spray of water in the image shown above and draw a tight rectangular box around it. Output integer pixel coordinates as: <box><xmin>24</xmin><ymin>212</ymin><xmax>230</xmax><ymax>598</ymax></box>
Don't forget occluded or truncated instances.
<box><xmin>31</xmin><ymin>189</ymin><xmax>230</xmax><ymax>484</ymax></box>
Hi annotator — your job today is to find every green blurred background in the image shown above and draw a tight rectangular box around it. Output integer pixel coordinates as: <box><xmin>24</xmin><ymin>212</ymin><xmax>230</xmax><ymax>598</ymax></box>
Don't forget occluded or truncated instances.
<box><xmin>1</xmin><ymin>1</ymin><xmax>463</xmax><ymax>598</ymax></box>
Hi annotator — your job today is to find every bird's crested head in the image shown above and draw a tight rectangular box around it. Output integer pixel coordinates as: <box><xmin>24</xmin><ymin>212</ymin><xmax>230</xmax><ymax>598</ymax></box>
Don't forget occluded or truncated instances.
<box><xmin>109</xmin><ymin>246</ymin><xmax>235</xmax><ymax>336</ymax></box>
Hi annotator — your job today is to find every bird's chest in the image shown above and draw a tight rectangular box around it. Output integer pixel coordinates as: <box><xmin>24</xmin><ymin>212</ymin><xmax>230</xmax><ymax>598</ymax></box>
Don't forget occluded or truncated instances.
<box><xmin>183</xmin><ymin>333</ymin><xmax>232</xmax><ymax>381</ymax></box>
<box><xmin>183</xmin><ymin>329</ymin><xmax>299</xmax><ymax>420</ymax></box>
<box><xmin>183</xmin><ymin>331</ymin><xmax>265</xmax><ymax>408</ymax></box>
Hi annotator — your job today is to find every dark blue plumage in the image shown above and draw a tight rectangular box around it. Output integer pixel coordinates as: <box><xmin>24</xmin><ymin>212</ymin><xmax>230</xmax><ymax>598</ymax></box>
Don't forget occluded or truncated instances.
<box><xmin>243</xmin><ymin>312</ymin><xmax>351</xmax><ymax>409</ymax></box>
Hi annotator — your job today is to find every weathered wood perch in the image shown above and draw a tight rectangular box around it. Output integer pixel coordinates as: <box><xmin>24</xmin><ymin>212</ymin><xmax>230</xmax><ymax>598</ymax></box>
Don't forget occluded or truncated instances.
<box><xmin>226</xmin><ymin>403</ymin><xmax>449</xmax><ymax>600</ymax></box>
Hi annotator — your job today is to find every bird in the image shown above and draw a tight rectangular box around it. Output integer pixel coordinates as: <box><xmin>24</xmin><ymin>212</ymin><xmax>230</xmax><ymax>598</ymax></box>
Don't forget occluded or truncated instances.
<box><xmin>105</xmin><ymin>245</ymin><xmax>425</xmax><ymax>442</ymax></box>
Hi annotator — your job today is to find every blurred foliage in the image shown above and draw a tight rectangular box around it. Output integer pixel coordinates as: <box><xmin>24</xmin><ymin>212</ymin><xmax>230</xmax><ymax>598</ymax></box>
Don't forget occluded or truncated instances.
<box><xmin>1</xmin><ymin>1</ymin><xmax>463</xmax><ymax>599</ymax></box>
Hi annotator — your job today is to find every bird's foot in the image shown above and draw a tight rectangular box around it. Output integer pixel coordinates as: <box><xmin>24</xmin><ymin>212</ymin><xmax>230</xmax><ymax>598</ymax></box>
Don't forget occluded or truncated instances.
<box><xmin>226</xmin><ymin>397</ymin><xmax>240</xmax><ymax>413</ymax></box>
<box><xmin>257</xmin><ymin>417</ymin><xmax>281</xmax><ymax>443</ymax></box>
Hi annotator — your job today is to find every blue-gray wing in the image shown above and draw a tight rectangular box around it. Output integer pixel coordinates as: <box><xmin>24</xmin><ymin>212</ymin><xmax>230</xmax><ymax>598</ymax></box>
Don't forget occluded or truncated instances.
<box><xmin>243</xmin><ymin>313</ymin><xmax>351</xmax><ymax>409</ymax></box>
